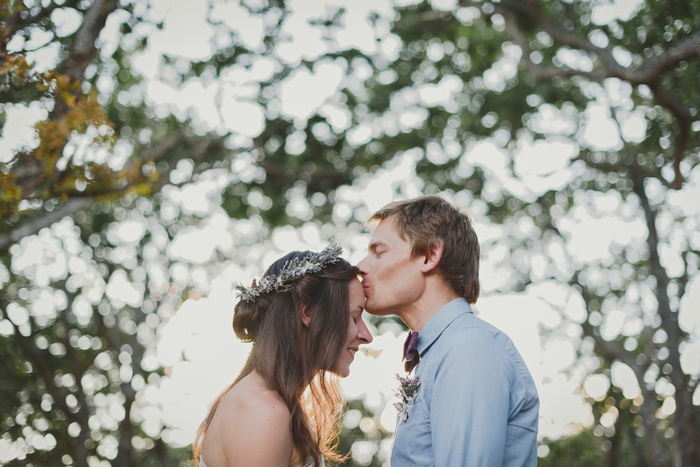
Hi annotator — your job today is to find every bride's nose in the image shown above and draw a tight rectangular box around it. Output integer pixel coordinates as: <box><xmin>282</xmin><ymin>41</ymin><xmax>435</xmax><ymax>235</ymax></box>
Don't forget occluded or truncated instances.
<box><xmin>358</xmin><ymin>318</ymin><xmax>373</xmax><ymax>344</ymax></box>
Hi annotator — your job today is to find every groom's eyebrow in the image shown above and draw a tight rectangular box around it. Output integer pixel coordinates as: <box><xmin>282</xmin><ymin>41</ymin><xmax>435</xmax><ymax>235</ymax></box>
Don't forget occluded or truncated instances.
<box><xmin>367</xmin><ymin>242</ymin><xmax>384</xmax><ymax>251</ymax></box>
<box><xmin>367</xmin><ymin>240</ymin><xmax>387</xmax><ymax>251</ymax></box>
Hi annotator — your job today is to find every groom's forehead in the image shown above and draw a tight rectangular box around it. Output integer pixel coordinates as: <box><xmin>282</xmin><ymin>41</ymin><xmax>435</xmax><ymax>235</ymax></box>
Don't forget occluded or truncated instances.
<box><xmin>369</xmin><ymin>219</ymin><xmax>394</xmax><ymax>240</ymax></box>
<box><xmin>369</xmin><ymin>221</ymin><xmax>410</xmax><ymax>249</ymax></box>
<box><xmin>376</xmin><ymin>216</ymin><xmax>410</xmax><ymax>239</ymax></box>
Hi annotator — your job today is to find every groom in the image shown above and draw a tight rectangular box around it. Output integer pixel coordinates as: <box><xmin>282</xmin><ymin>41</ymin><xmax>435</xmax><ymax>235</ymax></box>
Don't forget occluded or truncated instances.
<box><xmin>358</xmin><ymin>195</ymin><xmax>539</xmax><ymax>466</ymax></box>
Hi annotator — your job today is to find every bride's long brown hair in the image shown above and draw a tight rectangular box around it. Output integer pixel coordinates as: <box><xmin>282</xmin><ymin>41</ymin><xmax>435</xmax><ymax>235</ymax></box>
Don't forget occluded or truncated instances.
<box><xmin>193</xmin><ymin>252</ymin><xmax>359</xmax><ymax>467</ymax></box>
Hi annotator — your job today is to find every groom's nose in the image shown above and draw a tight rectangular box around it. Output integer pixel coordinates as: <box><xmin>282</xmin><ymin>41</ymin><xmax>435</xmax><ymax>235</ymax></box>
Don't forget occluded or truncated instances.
<box><xmin>356</xmin><ymin>255</ymin><xmax>369</xmax><ymax>275</ymax></box>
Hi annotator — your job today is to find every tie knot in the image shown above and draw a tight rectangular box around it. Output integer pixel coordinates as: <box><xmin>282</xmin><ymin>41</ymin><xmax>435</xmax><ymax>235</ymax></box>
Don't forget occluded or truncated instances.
<box><xmin>403</xmin><ymin>331</ymin><xmax>420</xmax><ymax>373</ymax></box>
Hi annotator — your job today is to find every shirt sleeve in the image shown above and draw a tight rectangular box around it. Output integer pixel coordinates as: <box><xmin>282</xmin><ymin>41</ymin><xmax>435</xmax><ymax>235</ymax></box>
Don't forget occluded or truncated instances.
<box><xmin>430</xmin><ymin>327</ymin><xmax>513</xmax><ymax>467</ymax></box>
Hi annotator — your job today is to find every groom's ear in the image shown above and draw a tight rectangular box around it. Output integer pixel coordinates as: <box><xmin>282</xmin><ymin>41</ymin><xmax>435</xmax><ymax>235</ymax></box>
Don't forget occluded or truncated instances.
<box><xmin>420</xmin><ymin>241</ymin><xmax>444</xmax><ymax>273</ymax></box>
<box><xmin>300</xmin><ymin>305</ymin><xmax>312</xmax><ymax>328</ymax></box>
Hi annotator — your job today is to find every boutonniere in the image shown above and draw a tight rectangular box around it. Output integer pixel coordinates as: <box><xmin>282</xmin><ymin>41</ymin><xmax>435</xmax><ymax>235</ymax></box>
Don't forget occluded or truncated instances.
<box><xmin>393</xmin><ymin>373</ymin><xmax>421</xmax><ymax>422</ymax></box>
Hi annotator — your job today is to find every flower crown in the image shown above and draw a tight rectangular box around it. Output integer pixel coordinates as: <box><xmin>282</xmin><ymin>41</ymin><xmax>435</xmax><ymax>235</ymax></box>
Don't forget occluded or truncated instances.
<box><xmin>235</xmin><ymin>242</ymin><xmax>344</xmax><ymax>303</ymax></box>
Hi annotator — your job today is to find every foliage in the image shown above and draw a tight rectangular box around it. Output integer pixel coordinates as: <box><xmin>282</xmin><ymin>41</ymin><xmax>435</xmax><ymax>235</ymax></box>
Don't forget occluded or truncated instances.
<box><xmin>539</xmin><ymin>429</ymin><xmax>606</xmax><ymax>467</ymax></box>
<box><xmin>1</xmin><ymin>0</ymin><xmax>699</xmax><ymax>466</ymax></box>
<box><xmin>337</xmin><ymin>399</ymin><xmax>391</xmax><ymax>467</ymax></box>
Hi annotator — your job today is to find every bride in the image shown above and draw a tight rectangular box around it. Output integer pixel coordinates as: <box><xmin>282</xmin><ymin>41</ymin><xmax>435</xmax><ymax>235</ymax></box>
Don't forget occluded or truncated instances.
<box><xmin>193</xmin><ymin>244</ymin><xmax>373</xmax><ymax>467</ymax></box>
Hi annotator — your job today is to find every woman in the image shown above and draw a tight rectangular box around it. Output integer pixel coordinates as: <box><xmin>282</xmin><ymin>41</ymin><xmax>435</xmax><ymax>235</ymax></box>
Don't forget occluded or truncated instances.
<box><xmin>193</xmin><ymin>243</ymin><xmax>373</xmax><ymax>467</ymax></box>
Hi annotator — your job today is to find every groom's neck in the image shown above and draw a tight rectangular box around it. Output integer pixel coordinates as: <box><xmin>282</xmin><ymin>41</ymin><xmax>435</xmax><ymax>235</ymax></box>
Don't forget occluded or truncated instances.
<box><xmin>399</xmin><ymin>279</ymin><xmax>460</xmax><ymax>332</ymax></box>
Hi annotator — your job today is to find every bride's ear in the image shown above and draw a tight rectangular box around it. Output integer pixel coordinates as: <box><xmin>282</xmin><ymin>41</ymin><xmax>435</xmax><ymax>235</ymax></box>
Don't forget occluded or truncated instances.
<box><xmin>300</xmin><ymin>305</ymin><xmax>312</xmax><ymax>328</ymax></box>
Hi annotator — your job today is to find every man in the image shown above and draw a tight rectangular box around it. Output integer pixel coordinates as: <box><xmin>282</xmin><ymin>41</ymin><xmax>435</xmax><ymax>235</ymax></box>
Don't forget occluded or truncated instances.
<box><xmin>358</xmin><ymin>195</ymin><xmax>539</xmax><ymax>467</ymax></box>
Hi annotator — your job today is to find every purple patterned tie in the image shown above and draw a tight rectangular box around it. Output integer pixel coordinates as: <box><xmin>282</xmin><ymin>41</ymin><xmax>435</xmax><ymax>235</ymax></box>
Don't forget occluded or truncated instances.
<box><xmin>403</xmin><ymin>331</ymin><xmax>420</xmax><ymax>373</ymax></box>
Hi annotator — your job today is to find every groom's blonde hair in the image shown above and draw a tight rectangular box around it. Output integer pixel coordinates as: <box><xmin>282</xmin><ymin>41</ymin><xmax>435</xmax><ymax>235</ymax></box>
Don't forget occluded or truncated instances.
<box><xmin>368</xmin><ymin>195</ymin><xmax>480</xmax><ymax>304</ymax></box>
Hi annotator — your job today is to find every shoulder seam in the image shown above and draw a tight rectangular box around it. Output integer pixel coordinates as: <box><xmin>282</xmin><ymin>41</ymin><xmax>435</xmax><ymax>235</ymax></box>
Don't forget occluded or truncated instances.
<box><xmin>443</xmin><ymin>323</ymin><xmax>536</xmax><ymax>394</ymax></box>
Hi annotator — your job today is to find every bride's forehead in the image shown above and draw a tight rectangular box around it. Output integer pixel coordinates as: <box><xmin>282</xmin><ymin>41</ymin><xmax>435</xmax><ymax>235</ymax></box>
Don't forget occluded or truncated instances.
<box><xmin>348</xmin><ymin>278</ymin><xmax>363</xmax><ymax>291</ymax></box>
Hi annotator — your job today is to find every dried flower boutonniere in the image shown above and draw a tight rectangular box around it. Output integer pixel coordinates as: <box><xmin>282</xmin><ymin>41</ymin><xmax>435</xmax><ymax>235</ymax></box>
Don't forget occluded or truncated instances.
<box><xmin>393</xmin><ymin>373</ymin><xmax>421</xmax><ymax>422</ymax></box>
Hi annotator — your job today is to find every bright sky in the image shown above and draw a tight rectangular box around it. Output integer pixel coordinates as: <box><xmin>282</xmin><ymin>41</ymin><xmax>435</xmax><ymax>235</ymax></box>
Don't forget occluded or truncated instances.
<box><xmin>2</xmin><ymin>0</ymin><xmax>699</xmax><ymax>462</ymax></box>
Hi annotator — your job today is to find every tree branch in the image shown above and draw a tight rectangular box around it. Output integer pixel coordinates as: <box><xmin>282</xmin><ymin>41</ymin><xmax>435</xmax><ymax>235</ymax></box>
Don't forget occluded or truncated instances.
<box><xmin>474</xmin><ymin>0</ymin><xmax>694</xmax><ymax>192</ymax></box>
<box><xmin>498</xmin><ymin>0</ymin><xmax>700</xmax><ymax>85</ymax></box>
<box><xmin>0</xmin><ymin>8</ymin><xmax>25</xmax><ymax>56</ymax></box>
<box><xmin>46</xmin><ymin>0</ymin><xmax>119</xmax><ymax>162</ymax></box>
<box><xmin>0</xmin><ymin>300</ymin><xmax>85</xmax><ymax>429</ymax></box>
<box><xmin>575</xmin><ymin>151</ymin><xmax>678</xmax><ymax>190</ymax></box>
<box><xmin>677</xmin><ymin>249</ymin><xmax>700</xmax><ymax>301</ymax></box>
<box><xmin>500</xmin><ymin>9</ymin><xmax>607</xmax><ymax>82</ymax></box>
<box><xmin>571</xmin><ymin>274</ymin><xmax>670</xmax><ymax>467</ymax></box>
<box><xmin>580</xmin><ymin>320</ymin><xmax>639</xmax><ymax>370</ymax></box>
<box><xmin>55</xmin><ymin>283</ymin><xmax>90</xmax><ymax>467</ymax></box>
<box><xmin>57</xmin><ymin>0</ymin><xmax>120</xmax><ymax>83</ymax></box>
<box><xmin>631</xmin><ymin>171</ymin><xmax>700</xmax><ymax>466</ymax></box>
<box><xmin>519</xmin><ymin>0</ymin><xmax>628</xmax><ymax>75</ymax></box>
<box><xmin>1</xmin><ymin>128</ymin><xmax>230</xmax><ymax>251</ymax></box>
<box><xmin>647</xmin><ymin>79</ymin><xmax>690</xmax><ymax>190</ymax></box>
<box><xmin>633</xmin><ymin>31</ymin><xmax>700</xmax><ymax>84</ymax></box>
<box><xmin>0</xmin><ymin>198</ymin><xmax>92</xmax><ymax>253</ymax></box>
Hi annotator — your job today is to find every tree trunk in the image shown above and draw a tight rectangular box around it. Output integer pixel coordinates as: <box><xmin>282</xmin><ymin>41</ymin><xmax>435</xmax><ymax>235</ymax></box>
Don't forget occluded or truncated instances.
<box><xmin>632</xmin><ymin>172</ymin><xmax>700</xmax><ymax>466</ymax></box>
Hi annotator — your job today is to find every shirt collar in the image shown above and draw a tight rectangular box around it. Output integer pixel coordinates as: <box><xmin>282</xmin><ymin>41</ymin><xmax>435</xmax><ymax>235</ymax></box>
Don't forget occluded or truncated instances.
<box><xmin>416</xmin><ymin>298</ymin><xmax>472</xmax><ymax>355</ymax></box>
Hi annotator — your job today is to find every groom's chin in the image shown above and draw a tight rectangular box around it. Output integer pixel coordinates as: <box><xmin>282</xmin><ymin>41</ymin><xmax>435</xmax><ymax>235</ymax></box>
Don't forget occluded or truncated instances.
<box><xmin>363</xmin><ymin>302</ymin><xmax>379</xmax><ymax>315</ymax></box>
<box><xmin>364</xmin><ymin>304</ymin><xmax>391</xmax><ymax>317</ymax></box>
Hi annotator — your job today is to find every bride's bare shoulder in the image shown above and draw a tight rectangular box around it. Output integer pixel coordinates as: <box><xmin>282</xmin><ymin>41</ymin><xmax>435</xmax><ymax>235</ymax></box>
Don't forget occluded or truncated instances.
<box><xmin>217</xmin><ymin>373</ymin><xmax>290</xmax><ymax>422</ymax></box>
<box><xmin>202</xmin><ymin>372</ymin><xmax>293</xmax><ymax>466</ymax></box>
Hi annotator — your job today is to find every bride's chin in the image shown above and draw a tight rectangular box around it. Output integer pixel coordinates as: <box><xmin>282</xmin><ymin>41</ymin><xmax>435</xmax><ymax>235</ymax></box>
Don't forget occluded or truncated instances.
<box><xmin>334</xmin><ymin>363</ymin><xmax>351</xmax><ymax>378</ymax></box>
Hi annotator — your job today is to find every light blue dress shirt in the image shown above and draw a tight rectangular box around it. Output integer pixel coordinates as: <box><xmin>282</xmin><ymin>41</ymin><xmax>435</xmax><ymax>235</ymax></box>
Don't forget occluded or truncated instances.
<box><xmin>391</xmin><ymin>298</ymin><xmax>539</xmax><ymax>467</ymax></box>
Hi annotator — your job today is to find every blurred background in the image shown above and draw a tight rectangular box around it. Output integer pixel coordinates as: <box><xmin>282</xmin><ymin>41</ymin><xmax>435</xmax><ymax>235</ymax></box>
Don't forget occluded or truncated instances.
<box><xmin>1</xmin><ymin>0</ymin><xmax>699</xmax><ymax>466</ymax></box>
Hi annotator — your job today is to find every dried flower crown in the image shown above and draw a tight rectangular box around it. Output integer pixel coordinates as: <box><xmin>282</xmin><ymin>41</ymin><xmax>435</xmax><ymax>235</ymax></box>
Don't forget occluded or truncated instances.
<box><xmin>235</xmin><ymin>242</ymin><xmax>343</xmax><ymax>303</ymax></box>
